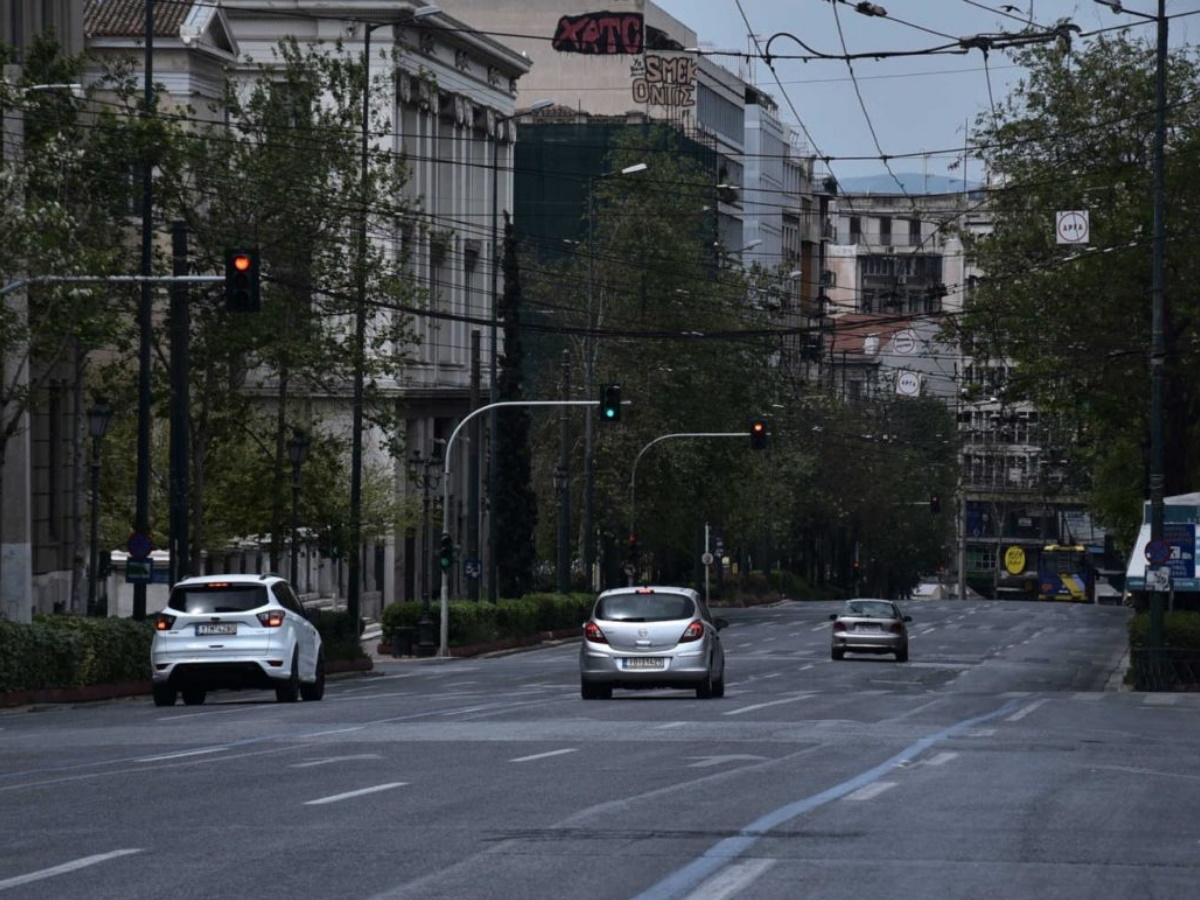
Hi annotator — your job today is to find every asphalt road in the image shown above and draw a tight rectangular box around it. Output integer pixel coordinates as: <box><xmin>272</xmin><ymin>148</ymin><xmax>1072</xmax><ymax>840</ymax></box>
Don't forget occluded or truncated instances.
<box><xmin>4</xmin><ymin>599</ymin><xmax>1198</xmax><ymax>900</ymax></box>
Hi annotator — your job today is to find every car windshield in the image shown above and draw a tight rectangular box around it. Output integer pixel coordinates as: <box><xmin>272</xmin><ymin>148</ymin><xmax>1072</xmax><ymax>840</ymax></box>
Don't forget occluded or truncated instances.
<box><xmin>168</xmin><ymin>584</ymin><xmax>269</xmax><ymax>614</ymax></box>
<box><xmin>844</xmin><ymin>600</ymin><xmax>896</xmax><ymax>618</ymax></box>
<box><xmin>595</xmin><ymin>591</ymin><xmax>695</xmax><ymax>622</ymax></box>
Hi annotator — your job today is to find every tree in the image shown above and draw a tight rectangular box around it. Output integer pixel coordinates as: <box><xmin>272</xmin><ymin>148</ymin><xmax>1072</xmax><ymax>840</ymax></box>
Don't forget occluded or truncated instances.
<box><xmin>961</xmin><ymin>30</ymin><xmax>1200</xmax><ymax>549</ymax></box>
<box><xmin>520</xmin><ymin>125</ymin><xmax>779</xmax><ymax>585</ymax></box>
<box><xmin>494</xmin><ymin>213</ymin><xmax>538</xmax><ymax>598</ymax></box>
<box><xmin>151</xmin><ymin>37</ymin><xmax>422</xmax><ymax>568</ymax></box>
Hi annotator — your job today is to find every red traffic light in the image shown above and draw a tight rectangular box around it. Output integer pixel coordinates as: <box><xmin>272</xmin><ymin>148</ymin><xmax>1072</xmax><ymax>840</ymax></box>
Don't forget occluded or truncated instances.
<box><xmin>231</xmin><ymin>253</ymin><xmax>253</xmax><ymax>272</ymax></box>
<box><xmin>749</xmin><ymin>418</ymin><xmax>768</xmax><ymax>450</ymax></box>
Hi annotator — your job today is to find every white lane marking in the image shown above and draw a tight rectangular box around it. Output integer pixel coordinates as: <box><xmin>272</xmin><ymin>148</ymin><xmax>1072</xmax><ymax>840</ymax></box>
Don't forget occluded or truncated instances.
<box><xmin>657</xmin><ymin>721</ymin><xmax>689</xmax><ymax>729</ymax></box>
<box><xmin>306</xmin><ymin>726</ymin><xmax>366</xmax><ymax>736</ymax></box>
<box><xmin>723</xmin><ymin>694</ymin><xmax>811</xmax><ymax>716</ymax></box>
<box><xmin>680</xmin><ymin>859</ymin><xmax>777</xmax><ymax>900</ymax></box>
<box><xmin>810</xmin><ymin>624</ymin><xmax>829</xmax><ymax>632</ymax></box>
<box><xmin>924</xmin><ymin>751</ymin><xmax>958</xmax><ymax>767</ymax></box>
<box><xmin>686</xmin><ymin>755</ymin><xmax>767</xmax><ymax>769</ymax></box>
<box><xmin>1006</xmin><ymin>699</ymin><xmax>1047</xmax><ymax>722</ymax></box>
<box><xmin>917</xmin><ymin>628</ymin><xmax>937</xmax><ymax>635</ymax></box>
<box><xmin>291</xmin><ymin>755</ymin><xmax>382</xmax><ymax>768</ymax></box>
<box><xmin>135</xmin><ymin>747</ymin><xmax>228</xmax><ymax>763</ymax></box>
<box><xmin>510</xmin><ymin>749</ymin><xmax>578</xmax><ymax>763</ymax></box>
<box><xmin>844</xmin><ymin>781</ymin><xmax>897</xmax><ymax>801</ymax></box>
<box><xmin>0</xmin><ymin>849</ymin><xmax>142</xmax><ymax>891</ymax></box>
<box><xmin>1144</xmin><ymin>694</ymin><xmax>1181</xmax><ymax>706</ymax></box>
<box><xmin>970</xmin><ymin>728</ymin><xmax>996</xmax><ymax>737</ymax></box>
<box><xmin>304</xmin><ymin>783</ymin><xmax>407</xmax><ymax>806</ymax></box>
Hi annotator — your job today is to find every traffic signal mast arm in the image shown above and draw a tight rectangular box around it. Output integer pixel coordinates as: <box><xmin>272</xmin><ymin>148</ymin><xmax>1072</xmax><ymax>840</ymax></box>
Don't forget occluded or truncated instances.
<box><xmin>435</xmin><ymin>399</ymin><xmax>627</xmax><ymax>658</ymax></box>
<box><xmin>629</xmin><ymin>432</ymin><xmax>756</xmax><ymax>542</ymax></box>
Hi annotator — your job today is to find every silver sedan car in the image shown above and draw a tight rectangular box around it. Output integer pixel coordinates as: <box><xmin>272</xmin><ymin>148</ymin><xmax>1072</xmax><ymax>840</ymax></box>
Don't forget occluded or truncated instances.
<box><xmin>830</xmin><ymin>598</ymin><xmax>912</xmax><ymax>662</ymax></box>
<box><xmin>579</xmin><ymin>585</ymin><xmax>727</xmax><ymax>699</ymax></box>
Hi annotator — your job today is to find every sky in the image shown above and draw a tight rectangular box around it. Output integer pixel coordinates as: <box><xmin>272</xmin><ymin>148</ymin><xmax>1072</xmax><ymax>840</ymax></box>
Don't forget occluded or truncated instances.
<box><xmin>653</xmin><ymin>0</ymin><xmax>1200</xmax><ymax>186</ymax></box>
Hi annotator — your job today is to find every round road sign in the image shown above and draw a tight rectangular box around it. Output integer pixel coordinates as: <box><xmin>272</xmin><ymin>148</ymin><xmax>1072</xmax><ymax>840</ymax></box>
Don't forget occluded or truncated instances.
<box><xmin>1146</xmin><ymin>538</ymin><xmax>1171</xmax><ymax>566</ymax></box>
<box><xmin>127</xmin><ymin>531</ymin><xmax>153</xmax><ymax>560</ymax></box>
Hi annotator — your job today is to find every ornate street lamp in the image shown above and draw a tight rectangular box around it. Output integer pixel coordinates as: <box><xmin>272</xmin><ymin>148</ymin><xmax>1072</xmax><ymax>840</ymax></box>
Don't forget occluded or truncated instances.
<box><xmin>410</xmin><ymin>444</ymin><xmax>443</xmax><ymax>656</ymax></box>
<box><xmin>287</xmin><ymin>429</ymin><xmax>310</xmax><ymax>587</ymax></box>
<box><xmin>86</xmin><ymin>398</ymin><xmax>113</xmax><ymax>616</ymax></box>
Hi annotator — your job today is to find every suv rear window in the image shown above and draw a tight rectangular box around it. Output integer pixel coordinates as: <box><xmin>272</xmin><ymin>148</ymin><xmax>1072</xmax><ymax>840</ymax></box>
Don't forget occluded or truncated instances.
<box><xmin>168</xmin><ymin>584</ymin><xmax>269</xmax><ymax>613</ymax></box>
<box><xmin>595</xmin><ymin>591</ymin><xmax>695</xmax><ymax>622</ymax></box>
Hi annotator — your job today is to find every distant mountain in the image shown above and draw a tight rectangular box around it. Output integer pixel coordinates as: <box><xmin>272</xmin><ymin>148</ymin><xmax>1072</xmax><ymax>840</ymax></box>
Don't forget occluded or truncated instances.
<box><xmin>835</xmin><ymin>172</ymin><xmax>979</xmax><ymax>195</ymax></box>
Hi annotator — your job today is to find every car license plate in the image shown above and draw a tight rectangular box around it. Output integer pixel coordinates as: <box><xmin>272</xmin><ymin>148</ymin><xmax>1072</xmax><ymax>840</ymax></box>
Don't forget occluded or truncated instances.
<box><xmin>196</xmin><ymin>623</ymin><xmax>236</xmax><ymax>636</ymax></box>
<box><xmin>624</xmin><ymin>657</ymin><xmax>665</xmax><ymax>670</ymax></box>
<box><xmin>857</xmin><ymin>623</ymin><xmax>881</xmax><ymax>632</ymax></box>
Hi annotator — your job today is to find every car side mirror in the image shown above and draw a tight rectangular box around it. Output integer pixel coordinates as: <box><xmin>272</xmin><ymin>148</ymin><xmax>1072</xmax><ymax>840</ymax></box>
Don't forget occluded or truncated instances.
<box><xmin>714</xmin><ymin>617</ymin><xmax>729</xmax><ymax>631</ymax></box>
<box><xmin>829</xmin><ymin>613</ymin><xmax>837</xmax><ymax>620</ymax></box>
<box><xmin>903</xmin><ymin>615</ymin><xmax>913</xmax><ymax>622</ymax></box>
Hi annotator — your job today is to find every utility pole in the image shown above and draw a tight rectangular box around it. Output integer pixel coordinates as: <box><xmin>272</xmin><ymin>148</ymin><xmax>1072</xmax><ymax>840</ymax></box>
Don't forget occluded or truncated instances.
<box><xmin>557</xmin><ymin>352</ymin><xmax>572</xmax><ymax>594</ymax></box>
<box><xmin>168</xmin><ymin>221</ymin><xmax>190</xmax><ymax>585</ymax></box>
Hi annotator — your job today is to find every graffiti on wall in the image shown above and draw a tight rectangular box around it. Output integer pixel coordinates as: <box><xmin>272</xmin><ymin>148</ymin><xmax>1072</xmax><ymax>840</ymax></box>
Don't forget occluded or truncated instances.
<box><xmin>630</xmin><ymin>54</ymin><xmax>697</xmax><ymax>108</ymax></box>
<box><xmin>552</xmin><ymin>12</ymin><xmax>644</xmax><ymax>55</ymax></box>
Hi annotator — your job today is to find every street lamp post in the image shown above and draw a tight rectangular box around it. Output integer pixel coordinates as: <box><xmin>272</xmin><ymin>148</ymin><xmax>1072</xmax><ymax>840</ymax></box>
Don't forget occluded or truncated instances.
<box><xmin>349</xmin><ymin>4</ymin><xmax>442</xmax><ymax>634</ymax></box>
<box><xmin>1095</xmin><ymin>0</ymin><xmax>1168</xmax><ymax>650</ymax></box>
<box><xmin>86</xmin><ymin>398</ymin><xmax>113</xmax><ymax>617</ymax></box>
<box><xmin>488</xmin><ymin>98</ymin><xmax>552</xmax><ymax>604</ymax></box>
<box><xmin>287</xmin><ymin>429</ymin><xmax>309</xmax><ymax>588</ymax></box>
<box><xmin>583</xmin><ymin>162</ymin><xmax>647</xmax><ymax>592</ymax></box>
<box><xmin>410</xmin><ymin>445</ymin><xmax>442</xmax><ymax>656</ymax></box>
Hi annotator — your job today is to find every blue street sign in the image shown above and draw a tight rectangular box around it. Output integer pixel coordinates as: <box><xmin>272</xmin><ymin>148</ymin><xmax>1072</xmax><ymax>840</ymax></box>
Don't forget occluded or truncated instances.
<box><xmin>463</xmin><ymin>558</ymin><xmax>482</xmax><ymax>579</ymax></box>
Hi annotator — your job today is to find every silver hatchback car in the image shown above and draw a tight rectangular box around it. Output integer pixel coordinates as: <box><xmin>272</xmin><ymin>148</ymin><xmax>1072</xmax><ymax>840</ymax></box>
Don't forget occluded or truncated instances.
<box><xmin>151</xmin><ymin>573</ymin><xmax>325</xmax><ymax>706</ymax></box>
<box><xmin>579</xmin><ymin>586</ymin><xmax>727</xmax><ymax>699</ymax></box>
<box><xmin>830</xmin><ymin>598</ymin><xmax>912</xmax><ymax>662</ymax></box>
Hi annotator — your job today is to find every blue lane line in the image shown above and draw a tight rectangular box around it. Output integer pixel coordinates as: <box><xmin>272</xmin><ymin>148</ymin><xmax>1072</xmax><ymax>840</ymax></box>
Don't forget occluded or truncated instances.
<box><xmin>628</xmin><ymin>697</ymin><xmax>1024</xmax><ymax>900</ymax></box>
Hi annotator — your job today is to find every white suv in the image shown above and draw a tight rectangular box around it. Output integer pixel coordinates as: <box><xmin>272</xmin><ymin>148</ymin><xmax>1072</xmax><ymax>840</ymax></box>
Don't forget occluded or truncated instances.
<box><xmin>151</xmin><ymin>573</ymin><xmax>324</xmax><ymax>707</ymax></box>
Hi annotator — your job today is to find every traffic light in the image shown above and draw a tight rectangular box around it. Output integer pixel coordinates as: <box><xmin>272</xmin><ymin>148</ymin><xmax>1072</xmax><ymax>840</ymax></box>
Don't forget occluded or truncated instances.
<box><xmin>749</xmin><ymin>418</ymin><xmax>768</xmax><ymax>450</ymax></box>
<box><xmin>600</xmin><ymin>384</ymin><xmax>622</xmax><ymax>422</ymax></box>
<box><xmin>628</xmin><ymin>533</ymin><xmax>641</xmax><ymax>561</ymax></box>
<box><xmin>224</xmin><ymin>248</ymin><xmax>260</xmax><ymax>312</ymax></box>
<box><xmin>930</xmin><ymin>493</ymin><xmax>941</xmax><ymax>514</ymax></box>
<box><xmin>439</xmin><ymin>532</ymin><xmax>454</xmax><ymax>570</ymax></box>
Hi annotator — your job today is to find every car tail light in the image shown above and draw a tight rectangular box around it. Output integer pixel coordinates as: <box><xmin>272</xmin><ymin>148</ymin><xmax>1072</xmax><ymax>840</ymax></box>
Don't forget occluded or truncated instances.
<box><xmin>583</xmin><ymin>622</ymin><xmax>608</xmax><ymax>644</ymax></box>
<box><xmin>888</xmin><ymin>621</ymin><xmax>904</xmax><ymax>634</ymax></box>
<box><xmin>257</xmin><ymin>610</ymin><xmax>285</xmax><ymax>628</ymax></box>
<box><xmin>679</xmin><ymin>621</ymin><xmax>704</xmax><ymax>642</ymax></box>
<box><xmin>832</xmin><ymin>620</ymin><xmax>847</xmax><ymax>633</ymax></box>
<box><xmin>155</xmin><ymin>614</ymin><xmax>176</xmax><ymax>631</ymax></box>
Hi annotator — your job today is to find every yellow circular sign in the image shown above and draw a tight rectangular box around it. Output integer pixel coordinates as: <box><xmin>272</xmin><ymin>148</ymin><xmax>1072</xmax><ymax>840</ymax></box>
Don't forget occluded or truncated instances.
<box><xmin>1004</xmin><ymin>546</ymin><xmax>1026</xmax><ymax>575</ymax></box>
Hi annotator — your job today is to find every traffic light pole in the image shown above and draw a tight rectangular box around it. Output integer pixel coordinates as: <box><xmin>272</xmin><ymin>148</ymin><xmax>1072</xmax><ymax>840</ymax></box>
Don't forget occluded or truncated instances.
<box><xmin>436</xmin><ymin>399</ymin><xmax>622</xmax><ymax>656</ymax></box>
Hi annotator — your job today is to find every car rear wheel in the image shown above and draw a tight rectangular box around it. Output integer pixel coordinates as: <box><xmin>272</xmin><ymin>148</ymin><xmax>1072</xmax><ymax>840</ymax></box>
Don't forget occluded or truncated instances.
<box><xmin>831</xmin><ymin>647</ymin><xmax>845</xmax><ymax>661</ymax></box>
<box><xmin>275</xmin><ymin>650</ymin><xmax>301</xmax><ymax>703</ymax></box>
<box><xmin>181</xmin><ymin>687</ymin><xmax>206</xmax><ymax>706</ymax></box>
<box><xmin>696</xmin><ymin>672</ymin><xmax>715</xmax><ymax>699</ymax></box>
<box><xmin>300</xmin><ymin>652</ymin><xmax>326</xmax><ymax>702</ymax></box>
<box><xmin>712</xmin><ymin>672</ymin><xmax>725</xmax><ymax>698</ymax></box>
<box><xmin>896</xmin><ymin>645</ymin><xmax>909</xmax><ymax>663</ymax></box>
<box><xmin>152</xmin><ymin>684</ymin><xmax>177</xmax><ymax>707</ymax></box>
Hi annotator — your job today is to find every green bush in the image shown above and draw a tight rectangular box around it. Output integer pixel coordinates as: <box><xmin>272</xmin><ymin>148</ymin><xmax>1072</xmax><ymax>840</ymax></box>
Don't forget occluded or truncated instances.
<box><xmin>379</xmin><ymin>593</ymin><xmax>593</xmax><ymax>650</ymax></box>
<box><xmin>1129</xmin><ymin>611</ymin><xmax>1200</xmax><ymax>648</ymax></box>
<box><xmin>0</xmin><ymin>615</ymin><xmax>154</xmax><ymax>693</ymax></box>
<box><xmin>313</xmin><ymin>610</ymin><xmax>368</xmax><ymax>662</ymax></box>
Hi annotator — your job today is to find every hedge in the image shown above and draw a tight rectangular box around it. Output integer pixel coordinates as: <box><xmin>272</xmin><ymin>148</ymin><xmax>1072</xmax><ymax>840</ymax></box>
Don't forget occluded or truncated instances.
<box><xmin>379</xmin><ymin>593</ymin><xmax>594</xmax><ymax>648</ymax></box>
<box><xmin>0</xmin><ymin>615</ymin><xmax>154</xmax><ymax>693</ymax></box>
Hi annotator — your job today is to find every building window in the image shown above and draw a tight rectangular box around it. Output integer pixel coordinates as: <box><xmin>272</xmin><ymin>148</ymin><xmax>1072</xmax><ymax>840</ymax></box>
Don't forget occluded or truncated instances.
<box><xmin>909</xmin><ymin>217</ymin><xmax>921</xmax><ymax>245</ymax></box>
<box><xmin>879</xmin><ymin>217</ymin><xmax>891</xmax><ymax>246</ymax></box>
<box><xmin>849</xmin><ymin>217</ymin><xmax>861</xmax><ymax>244</ymax></box>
